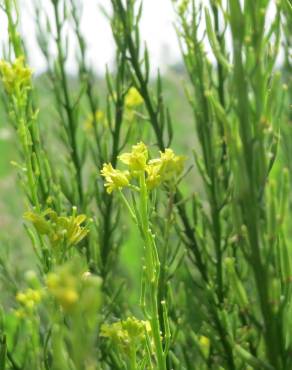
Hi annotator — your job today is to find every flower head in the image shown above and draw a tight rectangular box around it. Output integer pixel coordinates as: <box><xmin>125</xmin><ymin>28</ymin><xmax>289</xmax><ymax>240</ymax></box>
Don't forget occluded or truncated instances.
<box><xmin>198</xmin><ymin>335</ymin><xmax>210</xmax><ymax>359</ymax></box>
<box><xmin>24</xmin><ymin>208</ymin><xmax>88</xmax><ymax>248</ymax></box>
<box><xmin>46</xmin><ymin>261</ymin><xmax>102</xmax><ymax>313</ymax></box>
<box><xmin>146</xmin><ymin>162</ymin><xmax>162</xmax><ymax>189</ymax></box>
<box><xmin>100</xmin><ymin>143</ymin><xmax>186</xmax><ymax>193</ymax></box>
<box><xmin>84</xmin><ymin>110</ymin><xmax>105</xmax><ymax>132</ymax></box>
<box><xmin>157</xmin><ymin>148</ymin><xmax>186</xmax><ymax>180</ymax></box>
<box><xmin>118</xmin><ymin>142</ymin><xmax>148</xmax><ymax>173</ymax></box>
<box><xmin>101</xmin><ymin>316</ymin><xmax>151</xmax><ymax>356</ymax></box>
<box><xmin>0</xmin><ymin>56</ymin><xmax>32</xmax><ymax>95</ymax></box>
<box><xmin>146</xmin><ymin>148</ymin><xmax>186</xmax><ymax>188</ymax></box>
<box><xmin>16</xmin><ymin>288</ymin><xmax>43</xmax><ymax>310</ymax></box>
<box><xmin>101</xmin><ymin>163</ymin><xmax>130</xmax><ymax>193</ymax></box>
<box><xmin>47</xmin><ymin>270</ymin><xmax>79</xmax><ymax>312</ymax></box>
<box><xmin>125</xmin><ymin>87</ymin><xmax>143</xmax><ymax>108</ymax></box>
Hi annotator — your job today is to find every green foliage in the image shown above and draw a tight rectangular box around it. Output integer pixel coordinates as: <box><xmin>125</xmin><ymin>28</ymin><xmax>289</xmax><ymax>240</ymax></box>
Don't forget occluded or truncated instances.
<box><xmin>0</xmin><ymin>0</ymin><xmax>291</xmax><ymax>369</ymax></box>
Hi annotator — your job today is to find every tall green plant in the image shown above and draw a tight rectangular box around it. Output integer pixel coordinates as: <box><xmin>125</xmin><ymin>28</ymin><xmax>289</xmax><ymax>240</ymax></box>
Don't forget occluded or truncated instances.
<box><xmin>0</xmin><ymin>0</ymin><xmax>291</xmax><ymax>369</ymax></box>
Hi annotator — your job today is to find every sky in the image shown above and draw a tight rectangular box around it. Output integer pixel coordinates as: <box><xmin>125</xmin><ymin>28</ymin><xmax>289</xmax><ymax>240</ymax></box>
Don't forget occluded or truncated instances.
<box><xmin>0</xmin><ymin>0</ymin><xmax>181</xmax><ymax>74</ymax></box>
<box><xmin>0</xmin><ymin>1</ymin><xmax>279</xmax><ymax>75</ymax></box>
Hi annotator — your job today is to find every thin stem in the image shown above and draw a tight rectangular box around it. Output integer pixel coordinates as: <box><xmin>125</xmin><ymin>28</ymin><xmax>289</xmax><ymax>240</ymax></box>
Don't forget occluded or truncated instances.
<box><xmin>52</xmin><ymin>0</ymin><xmax>83</xmax><ymax>207</ymax></box>
<box><xmin>139</xmin><ymin>172</ymin><xmax>166</xmax><ymax>370</ymax></box>
<box><xmin>129</xmin><ymin>346</ymin><xmax>137</xmax><ymax>370</ymax></box>
<box><xmin>118</xmin><ymin>190</ymin><xmax>137</xmax><ymax>224</ymax></box>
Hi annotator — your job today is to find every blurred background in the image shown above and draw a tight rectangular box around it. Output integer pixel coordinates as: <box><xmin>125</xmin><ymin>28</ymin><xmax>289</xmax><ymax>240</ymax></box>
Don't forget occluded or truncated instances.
<box><xmin>0</xmin><ymin>0</ymin><xmax>182</xmax><ymax>74</ymax></box>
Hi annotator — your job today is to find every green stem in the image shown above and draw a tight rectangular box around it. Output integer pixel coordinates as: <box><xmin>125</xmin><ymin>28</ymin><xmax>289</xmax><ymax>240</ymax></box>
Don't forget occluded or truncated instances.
<box><xmin>139</xmin><ymin>172</ymin><xmax>166</xmax><ymax>370</ymax></box>
<box><xmin>52</xmin><ymin>0</ymin><xmax>83</xmax><ymax>208</ymax></box>
<box><xmin>129</xmin><ymin>346</ymin><xmax>137</xmax><ymax>370</ymax></box>
<box><xmin>119</xmin><ymin>190</ymin><xmax>137</xmax><ymax>224</ymax></box>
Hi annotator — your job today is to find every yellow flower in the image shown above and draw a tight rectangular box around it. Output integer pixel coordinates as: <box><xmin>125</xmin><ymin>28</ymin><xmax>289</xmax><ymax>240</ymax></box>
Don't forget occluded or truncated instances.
<box><xmin>59</xmin><ymin>289</ymin><xmax>79</xmax><ymax>308</ymax></box>
<box><xmin>198</xmin><ymin>335</ymin><xmax>210</xmax><ymax>359</ymax></box>
<box><xmin>23</xmin><ymin>211</ymin><xmax>51</xmax><ymax>235</ymax></box>
<box><xmin>84</xmin><ymin>110</ymin><xmax>105</xmax><ymax>132</ymax></box>
<box><xmin>0</xmin><ymin>56</ymin><xmax>32</xmax><ymax>95</ymax></box>
<box><xmin>24</xmin><ymin>208</ymin><xmax>88</xmax><ymax>248</ymax></box>
<box><xmin>100</xmin><ymin>143</ymin><xmax>185</xmax><ymax>192</ymax></box>
<box><xmin>15</xmin><ymin>309</ymin><xmax>26</xmax><ymax>319</ymax></box>
<box><xmin>118</xmin><ymin>142</ymin><xmax>148</xmax><ymax>173</ymax></box>
<box><xmin>54</xmin><ymin>212</ymin><xmax>88</xmax><ymax>247</ymax></box>
<box><xmin>146</xmin><ymin>162</ymin><xmax>162</xmax><ymax>189</ymax></box>
<box><xmin>16</xmin><ymin>288</ymin><xmax>43</xmax><ymax>310</ymax></box>
<box><xmin>101</xmin><ymin>316</ymin><xmax>151</xmax><ymax>356</ymax></box>
<box><xmin>100</xmin><ymin>163</ymin><xmax>130</xmax><ymax>193</ymax></box>
<box><xmin>101</xmin><ymin>321</ymin><xmax>125</xmax><ymax>343</ymax></box>
<box><xmin>125</xmin><ymin>87</ymin><xmax>143</xmax><ymax>108</ymax></box>
<box><xmin>47</xmin><ymin>271</ymin><xmax>79</xmax><ymax>312</ymax></box>
<box><xmin>121</xmin><ymin>316</ymin><xmax>151</xmax><ymax>341</ymax></box>
<box><xmin>46</xmin><ymin>261</ymin><xmax>102</xmax><ymax>313</ymax></box>
<box><xmin>146</xmin><ymin>148</ymin><xmax>186</xmax><ymax>188</ymax></box>
<box><xmin>157</xmin><ymin>148</ymin><xmax>186</xmax><ymax>180</ymax></box>
<box><xmin>95</xmin><ymin>110</ymin><xmax>104</xmax><ymax>122</ymax></box>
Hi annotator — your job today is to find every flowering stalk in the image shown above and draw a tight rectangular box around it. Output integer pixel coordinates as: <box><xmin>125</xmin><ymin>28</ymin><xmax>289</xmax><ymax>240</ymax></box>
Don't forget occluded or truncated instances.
<box><xmin>110</xmin><ymin>0</ymin><xmax>208</xmax><ymax>282</ymax></box>
<box><xmin>101</xmin><ymin>142</ymin><xmax>184</xmax><ymax>368</ymax></box>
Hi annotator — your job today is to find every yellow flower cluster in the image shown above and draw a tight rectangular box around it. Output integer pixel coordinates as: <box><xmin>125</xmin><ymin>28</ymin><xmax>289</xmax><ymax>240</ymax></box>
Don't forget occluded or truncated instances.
<box><xmin>46</xmin><ymin>263</ymin><xmax>102</xmax><ymax>313</ymax></box>
<box><xmin>124</xmin><ymin>87</ymin><xmax>144</xmax><ymax>121</ymax></box>
<box><xmin>16</xmin><ymin>288</ymin><xmax>43</xmax><ymax>311</ymax></box>
<box><xmin>101</xmin><ymin>316</ymin><xmax>151</xmax><ymax>354</ymax></box>
<box><xmin>47</xmin><ymin>271</ymin><xmax>79</xmax><ymax>312</ymax></box>
<box><xmin>100</xmin><ymin>142</ymin><xmax>186</xmax><ymax>193</ymax></box>
<box><xmin>125</xmin><ymin>87</ymin><xmax>143</xmax><ymax>108</ymax></box>
<box><xmin>198</xmin><ymin>335</ymin><xmax>210</xmax><ymax>359</ymax></box>
<box><xmin>84</xmin><ymin>110</ymin><xmax>105</xmax><ymax>132</ymax></box>
<box><xmin>24</xmin><ymin>207</ymin><xmax>88</xmax><ymax>248</ymax></box>
<box><xmin>119</xmin><ymin>141</ymin><xmax>148</xmax><ymax>173</ymax></box>
<box><xmin>146</xmin><ymin>148</ymin><xmax>186</xmax><ymax>189</ymax></box>
<box><xmin>100</xmin><ymin>163</ymin><xmax>130</xmax><ymax>194</ymax></box>
<box><xmin>0</xmin><ymin>56</ymin><xmax>32</xmax><ymax>95</ymax></box>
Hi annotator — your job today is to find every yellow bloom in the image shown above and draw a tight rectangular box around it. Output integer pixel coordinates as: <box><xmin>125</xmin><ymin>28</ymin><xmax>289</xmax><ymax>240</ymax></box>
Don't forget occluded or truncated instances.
<box><xmin>95</xmin><ymin>110</ymin><xmax>104</xmax><ymax>122</ymax></box>
<box><xmin>146</xmin><ymin>162</ymin><xmax>162</xmax><ymax>189</ymax></box>
<box><xmin>125</xmin><ymin>87</ymin><xmax>143</xmax><ymax>108</ymax></box>
<box><xmin>101</xmin><ymin>316</ymin><xmax>151</xmax><ymax>355</ymax></box>
<box><xmin>121</xmin><ymin>316</ymin><xmax>151</xmax><ymax>341</ymax></box>
<box><xmin>158</xmin><ymin>148</ymin><xmax>186</xmax><ymax>180</ymax></box>
<box><xmin>100</xmin><ymin>163</ymin><xmax>130</xmax><ymax>193</ymax></box>
<box><xmin>24</xmin><ymin>208</ymin><xmax>88</xmax><ymax>248</ymax></box>
<box><xmin>118</xmin><ymin>142</ymin><xmax>148</xmax><ymax>173</ymax></box>
<box><xmin>46</xmin><ymin>273</ymin><xmax>60</xmax><ymax>290</ymax></box>
<box><xmin>198</xmin><ymin>335</ymin><xmax>210</xmax><ymax>359</ymax></box>
<box><xmin>59</xmin><ymin>289</ymin><xmax>79</xmax><ymax>308</ymax></box>
<box><xmin>23</xmin><ymin>211</ymin><xmax>51</xmax><ymax>235</ymax></box>
<box><xmin>146</xmin><ymin>148</ymin><xmax>186</xmax><ymax>188</ymax></box>
<box><xmin>100</xmin><ymin>143</ymin><xmax>185</xmax><ymax>192</ymax></box>
<box><xmin>101</xmin><ymin>321</ymin><xmax>125</xmax><ymax>343</ymax></box>
<box><xmin>0</xmin><ymin>56</ymin><xmax>32</xmax><ymax>95</ymax></box>
<box><xmin>16</xmin><ymin>288</ymin><xmax>43</xmax><ymax>310</ymax></box>
<box><xmin>84</xmin><ymin>110</ymin><xmax>105</xmax><ymax>132</ymax></box>
<box><xmin>15</xmin><ymin>309</ymin><xmax>26</xmax><ymax>319</ymax></box>
<box><xmin>47</xmin><ymin>271</ymin><xmax>79</xmax><ymax>312</ymax></box>
<box><xmin>46</xmin><ymin>261</ymin><xmax>102</xmax><ymax>313</ymax></box>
